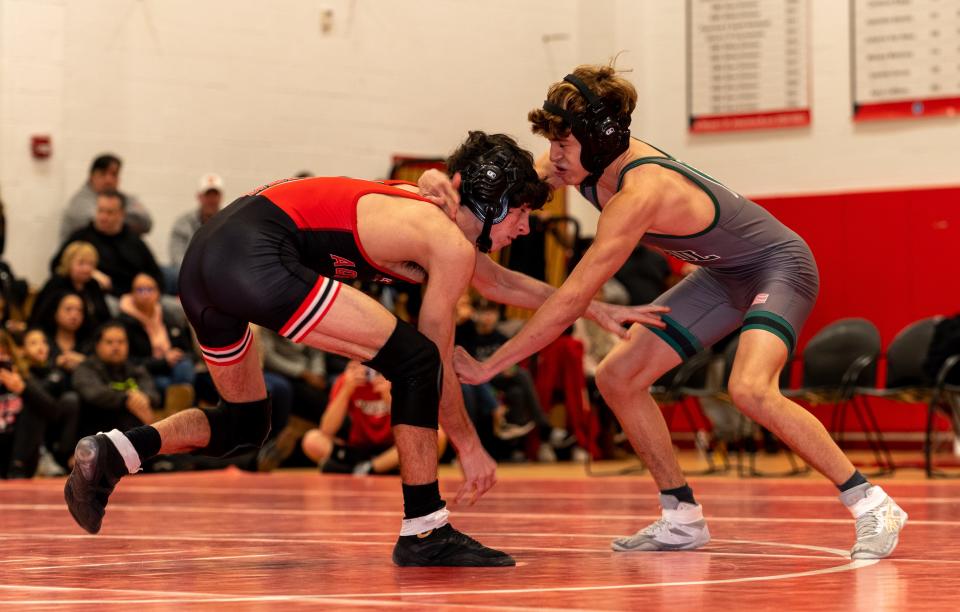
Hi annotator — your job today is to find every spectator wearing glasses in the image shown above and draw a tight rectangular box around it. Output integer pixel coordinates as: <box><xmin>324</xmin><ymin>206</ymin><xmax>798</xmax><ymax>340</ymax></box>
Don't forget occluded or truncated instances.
<box><xmin>119</xmin><ymin>273</ymin><xmax>194</xmax><ymax>398</ymax></box>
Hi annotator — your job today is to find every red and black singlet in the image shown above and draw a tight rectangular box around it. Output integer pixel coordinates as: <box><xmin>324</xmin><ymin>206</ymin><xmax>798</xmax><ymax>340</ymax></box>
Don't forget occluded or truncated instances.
<box><xmin>254</xmin><ymin>176</ymin><xmax>429</xmax><ymax>285</ymax></box>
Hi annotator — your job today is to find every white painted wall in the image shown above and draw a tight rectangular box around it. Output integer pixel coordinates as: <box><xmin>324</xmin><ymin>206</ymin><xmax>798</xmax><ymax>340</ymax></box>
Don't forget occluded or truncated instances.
<box><xmin>2</xmin><ymin>0</ymin><xmax>957</xmax><ymax>284</ymax></box>
<box><xmin>620</xmin><ymin>0</ymin><xmax>960</xmax><ymax>196</ymax></box>
<box><xmin>1</xmin><ymin>0</ymin><xmax>581</xmax><ymax>283</ymax></box>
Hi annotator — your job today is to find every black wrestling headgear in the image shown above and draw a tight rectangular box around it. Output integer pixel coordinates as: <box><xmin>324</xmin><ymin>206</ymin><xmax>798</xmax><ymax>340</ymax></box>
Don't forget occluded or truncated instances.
<box><xmin>460</xmin><ymin>147</ymin><xmax>521</xmax><ymax>253</ymax></box>
<box><xmin>542</xmin><ymin>74</ymin><xmax>631</xmax><ymax>176</ymax></box>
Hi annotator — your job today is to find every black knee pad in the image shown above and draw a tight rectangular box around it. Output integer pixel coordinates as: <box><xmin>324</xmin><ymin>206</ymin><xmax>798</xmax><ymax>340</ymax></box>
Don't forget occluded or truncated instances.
<box><xmin>364</xmin><ymin>318</ymin><xmax>441</xmax><ymax>429</ymax></box>
<box><xmin>197</xmin><ymin>396</ymin><xmax>272</xmax><ymax>457</ymax></box>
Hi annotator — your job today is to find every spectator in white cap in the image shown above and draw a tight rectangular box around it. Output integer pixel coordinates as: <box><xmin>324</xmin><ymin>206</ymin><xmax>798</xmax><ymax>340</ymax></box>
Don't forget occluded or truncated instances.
<box><xmin>165</xmin><ymin>173</ymin><xmax>224</xmax><ymax>292</ymax></box>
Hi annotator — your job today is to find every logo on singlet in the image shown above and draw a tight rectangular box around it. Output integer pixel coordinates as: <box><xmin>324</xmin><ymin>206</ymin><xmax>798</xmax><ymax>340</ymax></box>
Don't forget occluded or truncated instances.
<box><xmin>330</xmin><ymin>254</ymin><xmax>357</xmax><ymax>279</ymax></box>
<box><xmin>664</xmin><ymin>249</ymin><xmax>720</xmax><ymax>263</ymax></box>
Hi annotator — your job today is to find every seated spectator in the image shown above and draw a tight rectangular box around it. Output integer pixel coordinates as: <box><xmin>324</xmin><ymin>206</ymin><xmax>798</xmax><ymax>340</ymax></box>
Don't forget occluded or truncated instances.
<box><xmin>454</xmin><ymin>293</ymin><xmax>501</xmax><ymax>455</ymax></box>
<box><xmin>0</xmin><ymin>293</ymin><xmax>26</xmax><ymax>344</ymax></box>
<box><xmin>613</xmin><ymin>245</ymin><xmax>670</xmax><ymax>305</ymax></box>
<box><xmin>51</xmin><ymin>191</ymin><xmax>162</xmax><ymax>297</ymax></box>
<box><xmin>529</xmin><ymin>328</ymin><xmax>599</xmax><ymax>462</ymax></box>
<box><xmin>0</xmin><ymin>330</ymin><xmax>26</xmax><ymax>477</ymax></box>
<box><xmin>7</xmin><ymin>328</ymin><xmax>80</xmax><ymax>478</ymax></box>
<box><xmin>301</xmin><ymin>361</ymin><xmax>447</xmax><ymax>475</ymax></box>
<box><xmin>0</xmin><ymin>199</ymin><xmax>28</xmax><ymax>339</ymax></box>
<box><xmin>30</xmin><ymin>241</ymin><xmax>111</xmax><ymax>332</ymax></box>
<box><xmin>166</xmin><ymin>173</ymin><xmax>224</xmax><ymax>292</ymax></box>
<box><xmin>42</xmin><ymin>292</ymin><xmax>90</xmax><ymax>376</ymax></box>
<box><xmin>119</xmin><ymin>273</ymin><xmax>194</xmax><ymax>398</ymax></box>
<box><xmin>574</xmin><ymin>289</ymin><xmax>624</xmax><ymax>459</ymax></box>
<box><xmin>259</xmin><ymin>328</ymin><xmax>327</xmax><ymax>420</ymax></box>
<box><xmin>73</xmin><ymin>322</ymin><xmax>159</xmax><ymax>437</ymax></box>
<box><xmin>60</xmin><ymin>153</ymin><xmax>152</xmax><ymax>240</ymax></box>
<box><xmin>473</xmin><ymin>300</ymin><xmax>566</xmax><ymax>461</ymax></box>
<box><xmin>257</xmin><ymin>328</ymin><xmax>327</xmax><ymax>469</ymax></box>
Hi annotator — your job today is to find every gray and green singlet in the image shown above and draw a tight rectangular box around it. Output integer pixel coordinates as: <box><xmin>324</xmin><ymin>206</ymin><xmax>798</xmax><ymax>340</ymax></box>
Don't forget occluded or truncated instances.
<box><xmin>579</xmin><ymin>144</ymin><xmax>819</xmax><ymax>359</ymax></box>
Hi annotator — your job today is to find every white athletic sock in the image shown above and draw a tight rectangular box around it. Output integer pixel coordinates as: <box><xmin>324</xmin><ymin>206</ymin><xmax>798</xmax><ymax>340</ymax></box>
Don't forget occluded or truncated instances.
<box><xmin>399</xmin><ymin>507</ymin><xmax>450</xmax><ymax>536</ymax></box>
<box><xmin>102</xmin><ymin>429</ymin><xmax>142</xmax><ymax>474</ymax></box>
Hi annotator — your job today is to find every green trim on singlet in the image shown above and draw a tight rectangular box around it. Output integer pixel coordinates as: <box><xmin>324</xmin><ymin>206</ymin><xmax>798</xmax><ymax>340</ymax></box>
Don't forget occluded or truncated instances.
<box><xmin>647</xmin><ymin>315</ymin><xmax>703</xmax><ymax>361</ymax></box>
<box><xmin>579</xmin><ymin>181</ymin><xmax>600</xmax><ymax>207</ymax></box>
<box><xmin>617</xmin><ymin>158</ymin><xmax>722</xmax><ymax>240</ymax></box>
<box><xmin>742</xmin><ymin>310</ymin><xmax>797</xmax><ymax>355</ymax></box>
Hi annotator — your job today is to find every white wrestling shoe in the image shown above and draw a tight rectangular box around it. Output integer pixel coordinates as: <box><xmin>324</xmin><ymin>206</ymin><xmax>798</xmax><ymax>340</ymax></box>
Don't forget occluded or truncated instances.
<box><xmin>612</xmin><ymin>495</ymin><xmax>710</xmax><ymax>552</ymax></box>
<box><xmin>848</xmin><ymin>485</ymin><xmax>907</xmax><ymax>560</ymax></box>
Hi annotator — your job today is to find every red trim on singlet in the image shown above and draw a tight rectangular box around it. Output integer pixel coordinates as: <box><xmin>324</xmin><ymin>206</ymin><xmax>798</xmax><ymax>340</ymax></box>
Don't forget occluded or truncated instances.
<box><xmin>201</xmin><ymin>329</ymin><xmax>251</xmax><ymax>353</ymax></box>
<box><xmin>201</xmin><ymin>349</ymin><xmax>250</xmax><ymax>367</ymax></box>
<box><xmin>279</xmin><ymin>276</ymin><xmax>327</xmax><ymax>338</ymax></box>
<box><xmin>199</xmin><ymin>327</ymin><xmax>254</xmax><ymax>367</ymax></box>
<box><xmin>261</xmin><ymin>177</ymin><xmax>427</xmax><ymax>285</ymax></box>
<box><xmin>279</xmin><ymin>275</ymin><xmax>342</xmax><ymax>343</ymax></box>
<box><xmin>293</xmin><ymin>281</ymin><xmax>341</xmax><ymax>343</ymax></box>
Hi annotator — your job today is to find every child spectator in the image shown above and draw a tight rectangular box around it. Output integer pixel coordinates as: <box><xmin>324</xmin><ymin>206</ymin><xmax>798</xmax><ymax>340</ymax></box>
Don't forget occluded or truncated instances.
<box><xmin>7</xmin><ymin>329</ymin><xmax>80</xmax><ymax>477</ymax></box>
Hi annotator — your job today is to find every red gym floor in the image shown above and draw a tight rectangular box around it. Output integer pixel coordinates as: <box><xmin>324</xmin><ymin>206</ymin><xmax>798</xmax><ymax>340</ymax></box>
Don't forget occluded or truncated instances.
<box><xmin>1</xmin><ymin>467</ymin><xmax>957</xmax><ymax>610</ymax></box>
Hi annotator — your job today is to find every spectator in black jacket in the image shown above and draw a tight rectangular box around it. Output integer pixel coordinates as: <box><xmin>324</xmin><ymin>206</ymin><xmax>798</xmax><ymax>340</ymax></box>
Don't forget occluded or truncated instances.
<box><xmin>73</xmin><ymin>322</ymin><xmax>159</xmax><ymax>437</ymax></box>
<box><xmin>50</xmin><ymin>191</ymin><xmax>161</xmax><ymax>297</ymax></box>
<box><xmin>30</xmin><ymin>241</ymin><xmax>111</xmax><ymax>333</ymax></box>
<box><xmin>38</xmin><ymin>292</ymin><xmax>91</xmax><ymax>378</ymax></box>
<box><xmin>0</xmin><ymin>330</ymin><xmax>26</xmax><ymax>477</ymax></box>
<box><xmin>0</xmin><ymin>199</ymin><xmax>28</xmax><ymax>340</ymax></box>
<box><xmin>6</xmin><ymin>328</ymin><xmax>80</xmax><ymax>478</ymax></box>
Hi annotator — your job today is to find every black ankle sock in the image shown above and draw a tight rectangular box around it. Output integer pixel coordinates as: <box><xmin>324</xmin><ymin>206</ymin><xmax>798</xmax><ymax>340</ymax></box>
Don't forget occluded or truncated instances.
<box><xmin>660</xmin><ymin>484</ymin><xmax>697</xmax><ymax>506</ymax></box>
<box><xmin>123</xmin><ymin>426</ymin><xmax>162</xmax><ymax>464</ymax></box>
<box><xmin>402</xmin><ymin>481</ymin><xmax>445</xmax><ymax>519</ymax></box>
<box><xmin>837</xmin><ymin>469</ymin><xmax>868</xmax><ymax>492</ymax></box>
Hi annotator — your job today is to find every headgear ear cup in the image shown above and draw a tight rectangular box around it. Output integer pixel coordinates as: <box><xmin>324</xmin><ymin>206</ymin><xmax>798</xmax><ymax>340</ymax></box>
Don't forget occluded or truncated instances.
<box><xmin>542</xmin><ymin>74</ymin><xmax>631</xmax><ymax>175</ymax></box>
<box><xmin>460</xmin><ymin>148</ymin><xmax>521</xmax><ymax>253</ymax></box>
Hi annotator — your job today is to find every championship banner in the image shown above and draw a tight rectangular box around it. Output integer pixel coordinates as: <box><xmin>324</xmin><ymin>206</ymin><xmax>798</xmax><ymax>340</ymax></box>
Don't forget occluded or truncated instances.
<box><xmin>852</xmin><ymin>0</ymin><xmax>960</xmax><ymax>121</ymax></box>
<box><xmin>688</xmin><ymin>0</ymin><xmax>811</xmax><ymax>133</ymax></box>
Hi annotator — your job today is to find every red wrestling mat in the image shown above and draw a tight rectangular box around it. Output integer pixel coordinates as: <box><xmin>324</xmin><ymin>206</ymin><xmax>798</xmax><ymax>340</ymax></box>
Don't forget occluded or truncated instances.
<box><xmin>1</xmin><ymin>468</ymin><xmax>957</xmax><ymax>610</ymax></box>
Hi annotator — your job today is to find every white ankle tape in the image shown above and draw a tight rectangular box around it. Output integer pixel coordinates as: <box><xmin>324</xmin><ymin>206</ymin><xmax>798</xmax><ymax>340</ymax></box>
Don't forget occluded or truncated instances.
<box><xmin>400</xmin><ymin>507</ymin><xmax>450</xmax><ymax>536</ymax></box>
<box><xmin>102</xmin><ymin>429</ymin><xmax>142</xmax><ymax>474</ymax></box>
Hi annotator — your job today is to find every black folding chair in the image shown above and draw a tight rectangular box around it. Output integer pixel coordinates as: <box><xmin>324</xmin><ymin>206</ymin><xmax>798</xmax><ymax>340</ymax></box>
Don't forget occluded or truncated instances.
<box><xmin>926</xmin><ymin>354</ymin><xmax>960</xmax><ymax>477</ymax></box>
<box><xmin>585</xmin><ymin>351</ymin><xmax>717</xmax><ymax>477</ymax></box>
<box><xmin>665</xmin><ymin>350</ymin><xmax>730</xmax><ymax>475</ymax></box>
<box><xmin>856</xmin><ymin>317</ymin><xmax>940</xmax><ymax>474</ymax></box>
<box><xmin>783</xmin><ymin>318</ymin><xmax>892</xmax><ymax>475</ymax></box>
<box><xmin>718</xmin><ymin>335</ymin><xmax>808</xmax><ymax>477</ymax></box>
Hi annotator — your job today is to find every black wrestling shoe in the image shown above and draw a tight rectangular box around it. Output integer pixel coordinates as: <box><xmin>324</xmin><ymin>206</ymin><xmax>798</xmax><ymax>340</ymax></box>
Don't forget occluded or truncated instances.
<box><xmin>392</xmin><ymin>523</ymin><xmax>516</xmax><ymax>567</ymax></box>
<box><xmin>64</xmin><ymin>435</ymin><xmax>125</xmax><ymax>534</ymax></box>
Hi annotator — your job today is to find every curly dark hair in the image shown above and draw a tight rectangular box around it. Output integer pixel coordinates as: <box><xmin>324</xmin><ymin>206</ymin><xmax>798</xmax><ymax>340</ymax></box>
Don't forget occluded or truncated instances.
<box><xmin>529</xmin><ymin>61</ymin><xmax>637</xmax><ymax>140</ymax></box>
<box><xmin>446</xmin><ymin>131</ymin><xmax>551</xmax><ymax>211</ymax></box>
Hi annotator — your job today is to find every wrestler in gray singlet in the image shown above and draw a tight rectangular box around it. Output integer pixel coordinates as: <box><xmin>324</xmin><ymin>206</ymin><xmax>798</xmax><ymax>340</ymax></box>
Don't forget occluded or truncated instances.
<box><xmin>579</xmin><ymin>144</ymin><xmax>819</xmax><ymax>359</ymax></box>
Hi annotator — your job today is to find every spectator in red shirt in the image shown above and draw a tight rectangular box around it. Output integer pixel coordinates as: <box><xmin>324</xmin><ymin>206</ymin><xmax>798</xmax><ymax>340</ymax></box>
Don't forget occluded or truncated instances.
<box><xmin>302</xmin><ymin>360</ymin><xmax>447</xmax><ymax>475</ymax></box>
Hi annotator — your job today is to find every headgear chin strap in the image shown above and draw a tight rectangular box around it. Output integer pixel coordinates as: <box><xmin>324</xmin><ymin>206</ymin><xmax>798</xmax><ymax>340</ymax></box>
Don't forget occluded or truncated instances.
<box><xmin>542</xmin><ymin>73</ymin><xmax>631</xmax><ymax>176</ymax></box>
<box><xmin>460</xmin><ymin>148</ymin><xmax>521</xmax><ymax>253</ymax></box>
